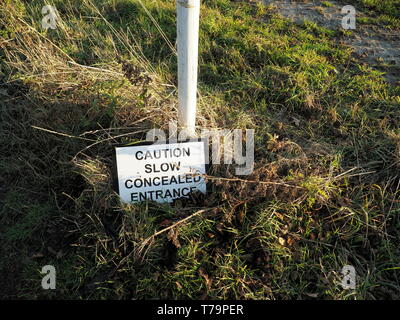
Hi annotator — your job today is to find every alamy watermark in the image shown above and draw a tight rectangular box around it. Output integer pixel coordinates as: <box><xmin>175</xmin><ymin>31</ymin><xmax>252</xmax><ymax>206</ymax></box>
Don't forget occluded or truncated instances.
<box><xmin>41</xmin><ymin>5</ymin><xmax>58</xmax><ymax>30</ymax></box>
<box><xmin>146</xmin><ymin>121</ymin><xmax>255</xmax><ymax>175</ymax></box>
<box><xmin>340</xmin><ymin>265</ymin><xmax>356</xmax><ymax>290</ymax></box>
<box><xmin>41</xmin><ymin>265</ymin><xmax>56</xmax><ymax>290</ymax></box>
<box><xmin>341</xmin><ymin>5</ymin><xmax>356</xmax><ymax>30</ymax></box>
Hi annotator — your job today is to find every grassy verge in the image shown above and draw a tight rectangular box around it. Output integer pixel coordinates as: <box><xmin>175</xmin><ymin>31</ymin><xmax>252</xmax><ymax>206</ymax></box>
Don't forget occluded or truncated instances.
<box><xmin>0</xmin><ymin>0</ymin><xmax>399</xmax><ymax>299</ymax></box>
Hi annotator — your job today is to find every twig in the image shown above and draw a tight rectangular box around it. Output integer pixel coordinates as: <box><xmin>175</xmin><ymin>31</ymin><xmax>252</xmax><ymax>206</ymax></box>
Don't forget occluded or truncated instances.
<box><xmin>142</xmin><ymin>208</ymin><xmax>212</xmax><ymax>246</ymax></box>
<box><xmin>203</xmin><ymin>175</ymin><xmax>305</xmax><ymax>189</ymax></box>
<box><xmin>31</xmin><ymin>125</ymin><xmax>96</xmax><ymax>142</ymax></box>
<box><xmin>332</xmin><ymin>167</ymin><xmax>375</xmax><ymax>181</ymax></box>
<box><xmin>67</xmin><ymin>60</ymin><xmax>123</xmax><ymax>76</ymax></box>
<box><xmin>116</xmin><ymin>208</ymin><xmax>214</xmax><ymax>269</ymax></box>
<box><xmin>73</xmin><ymin>130</ymin><xmax>147</xmax><ymax>160</ymax></box>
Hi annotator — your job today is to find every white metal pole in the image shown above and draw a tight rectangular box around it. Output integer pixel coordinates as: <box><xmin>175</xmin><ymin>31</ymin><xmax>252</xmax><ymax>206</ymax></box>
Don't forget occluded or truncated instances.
<box><xmin>177</xmin><ymin>0</ymin><xmax>200</xmax><ymax>135</ymax></box>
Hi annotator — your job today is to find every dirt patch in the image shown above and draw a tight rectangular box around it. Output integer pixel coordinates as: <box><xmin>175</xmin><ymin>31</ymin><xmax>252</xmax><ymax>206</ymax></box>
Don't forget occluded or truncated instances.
<box><xmin>264</xmin><ymin>0</ymin><xmax>400</xmax><ymax>82</ymax></box>
<box><xmin>265</xmin><ymin>0</ymin><xmax>343</xmax><ymax>28</ymax></box>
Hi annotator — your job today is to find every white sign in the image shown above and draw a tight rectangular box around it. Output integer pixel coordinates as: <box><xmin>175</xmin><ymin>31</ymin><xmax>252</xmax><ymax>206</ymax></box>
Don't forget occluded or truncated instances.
<box><xmin>115</xmin><ymin>141</ymin><xmax>207</xmax><ymax>203</ymax></box>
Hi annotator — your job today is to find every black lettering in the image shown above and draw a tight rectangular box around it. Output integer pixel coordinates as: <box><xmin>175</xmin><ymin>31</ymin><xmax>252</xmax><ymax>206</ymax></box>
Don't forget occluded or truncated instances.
<box><xmin>173</xmin><ymin>148</ymin><xmax>181</xmax><ymax>157</ymax></box>
<box><xmin>170</xmin><ymin>162</ymin><xmax>181</xmax><ymax>171</ymax></box>
<box><xmin>134</xmin><ymin>178</ymin><xmax>143</xmax><ymax>188</ymax></box>
<box><xmin>170</xmin><ymin>175</ymin><xmax>178</xmax><ymax>184</ymax></box>
<box><xmin>139</xmin><ymin>192</ymin><xmax>147</xmax><ymax>201</ymax></box>
<box><xmin>160</xmin><ymin>163</ymin><xmax>170</xmax><ymax>172</ymax></box>
<box><xmin>155</xmin><ymin>190</ymin><xmax>163</xmax><ymax>199</ymax></box>
<box><xmin>125</xmin><ymin>179</ymin><xmax>133</xmax><ymax>189</ymax></box>
<box><xmin>162</xmin><ymin>149</ymin><xmax>171</xmax><ymax>158</ymax></box>
<box><xmin>181</xmin><ymin>187</ymin><xmax>190</xmax><ymax>196</ymax></box>
<box><xmin>162</xmin><ymin>176</ymin><xmax>169</xmax><ymax>185</ymax></box>
<box><xmin>173</xmin><ymin>188</ymin><xmax>181</xmax><ymax>198</ymax></box>
<box><xmin>135</xmin><ymin>151</ymin><xmax>143</xmax><ymax>160</ymax></box>
<box><xmin>143</xmin><ymin>177</ymin><xmax>152</xmax><ymax>187</ymax></box>
<box><xmin>153</xmin><ymin>177</ymin><xmax>160</xmax><ymax>186</ymax></box>
<box><xmin>153</xmin><ymin>150</ymin><xmax>161</xmax><ymax>159</ymax></box>
<box><xmin>185</xmin><ymin>175</ymin><xmax>193</xmax><ymax>184</ymax></box>
<box><xmin>165</xmin><ymin>189</ymin><xmax>172</xmax><ymax>198</ymax></box>
<box><xmin>147</xmin><ymin>190</ymin><xmax>155</xmax><ymax>200</ymax></box>
<box><xmin>145</xmin><ymin>164</ymin><xmax>152</xmax><ymax>173</ymax></box>
<box><xmin>131</xmin><ymin>193</ymin><xmax>138</xmax><ymax>201</ymax></box>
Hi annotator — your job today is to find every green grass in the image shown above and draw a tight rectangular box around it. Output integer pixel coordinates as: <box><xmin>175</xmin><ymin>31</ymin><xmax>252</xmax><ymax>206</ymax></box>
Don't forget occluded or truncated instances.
<box><xmin>0</xmin><ymin>0</ymin><xmax>399</xmax><ymax>300</ymax></box>
<box><xmin>322</xmin><ymin>1</ymin><xmax>334</xmax><ymax>8</ymax></box>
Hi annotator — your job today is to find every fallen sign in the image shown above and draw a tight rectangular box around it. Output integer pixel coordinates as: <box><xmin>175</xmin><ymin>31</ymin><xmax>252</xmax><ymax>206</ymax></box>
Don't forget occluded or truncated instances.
<box><xmin>114</xmin><ymin>141</ymin><xmax>206</xmax><ymax>203</ymax></box>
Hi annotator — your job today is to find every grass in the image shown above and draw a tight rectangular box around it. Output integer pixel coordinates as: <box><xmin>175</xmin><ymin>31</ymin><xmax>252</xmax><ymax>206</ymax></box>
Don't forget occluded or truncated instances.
<box><xmin>0</xmin><ymin>0</ymin><xmax>399</xmax><ymax>299</ymax></box>
<box><xmin>338</xmin><ymin>0</ymin><xmax>400</xmax><ymax>28</ymax></box>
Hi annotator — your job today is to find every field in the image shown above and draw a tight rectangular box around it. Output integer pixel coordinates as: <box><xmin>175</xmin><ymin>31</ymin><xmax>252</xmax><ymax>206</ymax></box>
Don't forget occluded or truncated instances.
<box><xmin>0</xmin><ymin>0</ymin><xmax>399</xmax><ymax>299</ymax></box>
